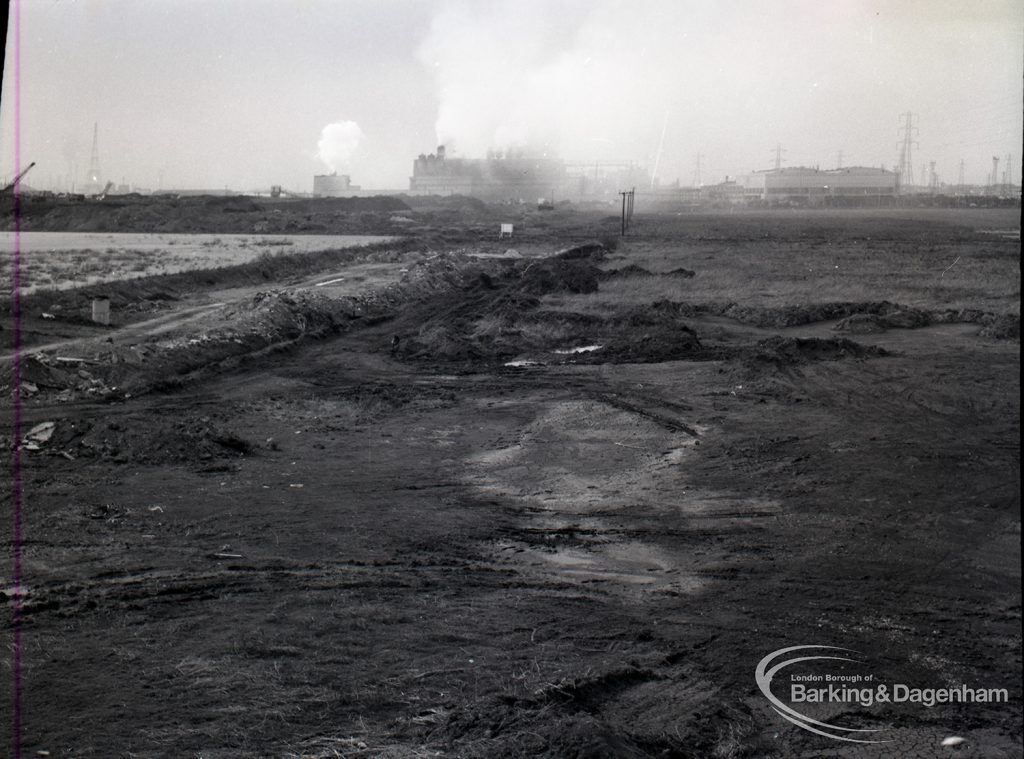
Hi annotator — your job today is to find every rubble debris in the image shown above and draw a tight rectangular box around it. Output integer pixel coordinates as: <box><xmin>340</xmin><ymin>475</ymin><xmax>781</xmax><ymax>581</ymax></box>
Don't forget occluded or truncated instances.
<box><xmin>22</xmin><ymin>421</ymin><xmax>56</xmax><ymax>450</ymax></box>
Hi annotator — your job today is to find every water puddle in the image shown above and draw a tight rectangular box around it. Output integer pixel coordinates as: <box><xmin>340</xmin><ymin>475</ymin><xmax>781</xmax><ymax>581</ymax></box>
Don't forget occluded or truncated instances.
<box><xmin>553</xmin><ymin>344</ymin><xmax>603</xmax><ymax>355</ymax></box>
<box><xmin>977</xmin><ymin>228</ymin><xmax>1020</xmax><ymax>240</ymax></box>
<box><xmin>504</xmin><ymin>539</ymin><xmax>704</xmax><ymax>593</ymax></box>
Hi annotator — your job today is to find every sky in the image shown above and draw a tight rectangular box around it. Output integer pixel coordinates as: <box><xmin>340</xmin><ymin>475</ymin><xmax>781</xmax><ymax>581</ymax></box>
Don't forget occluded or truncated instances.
<box><xmin>1</xmin><ymin>0</ymin><xmax>1021</xmax><ymax>192</ymax></box>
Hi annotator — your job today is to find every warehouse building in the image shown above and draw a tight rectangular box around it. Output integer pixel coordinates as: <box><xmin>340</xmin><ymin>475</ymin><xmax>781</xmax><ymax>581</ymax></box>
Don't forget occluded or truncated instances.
<box><xmin>739</xmin><ymin>167</ymin><xmax>898</xmax><ymax>205</ymax></box>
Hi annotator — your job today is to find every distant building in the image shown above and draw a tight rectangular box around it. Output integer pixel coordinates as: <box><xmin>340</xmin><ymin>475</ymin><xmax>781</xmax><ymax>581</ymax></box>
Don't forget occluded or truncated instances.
<box><xmin>700</xmin><ymin>178</ymin><xmax>747</xmax><ymax>204</ymax></box>
<box><xmin>313</xmin><ymin>173</ymin><xmax>360</xmax><ymax>197</ymax></box>
<box><xmin>739</xmin><ymin>167</ymin><xmax>898</xmax><ymax>204</ymax></box>
<box><xmin>408</xmin><ymin>145</ymin><xmax>650</xmax><ymax>203</ymax></box>
<box><xmin>409</xmin><ymin>145</ymin><xmax>571</xmax><ymax>202</ymax></box>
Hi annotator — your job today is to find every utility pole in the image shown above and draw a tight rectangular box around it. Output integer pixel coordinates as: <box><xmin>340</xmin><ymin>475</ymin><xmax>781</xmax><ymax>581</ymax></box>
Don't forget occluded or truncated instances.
<box><xmin>896</xmin><ymin>112</ymin><xmax>918</xmax><ymax>189</ymax></box>
<box><xmin>619</xmin><ymin>187</ymin><xmax>635</xmax><ymax>236</ymax></box>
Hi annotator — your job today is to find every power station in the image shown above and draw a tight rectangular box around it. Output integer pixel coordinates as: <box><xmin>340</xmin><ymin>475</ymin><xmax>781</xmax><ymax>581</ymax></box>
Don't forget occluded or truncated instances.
<box><xmin>408</xmin><ymin>145</ymin><xmax>649</xmax><ymax>202</ymax></box>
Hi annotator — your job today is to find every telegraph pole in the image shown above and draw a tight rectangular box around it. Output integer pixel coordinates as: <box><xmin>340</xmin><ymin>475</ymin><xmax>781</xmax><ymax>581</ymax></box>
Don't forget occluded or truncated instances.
<box><xmin>619</xmin><ymin>187</ymin><xmax>636</xmax><ymax>236</ymax></box>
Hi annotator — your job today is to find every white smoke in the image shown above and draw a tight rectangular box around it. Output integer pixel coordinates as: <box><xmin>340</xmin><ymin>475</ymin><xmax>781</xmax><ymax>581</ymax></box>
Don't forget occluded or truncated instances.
<box><xmin>416</xmin><ymin>0</ymin><xmax>684</xmax><ymax>163</ymax></box>
<box><xmin>317</xmin><ymin>120</ymin><xmax>364</xmax><ymax>173</ymax></box>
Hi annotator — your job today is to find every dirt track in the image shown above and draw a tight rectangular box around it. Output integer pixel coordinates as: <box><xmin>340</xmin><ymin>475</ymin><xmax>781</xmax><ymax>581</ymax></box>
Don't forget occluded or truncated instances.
<box><xmin>1</xmin><ymin>209</ymin><xmax>1020</xmax><ymax>758</ymax></box>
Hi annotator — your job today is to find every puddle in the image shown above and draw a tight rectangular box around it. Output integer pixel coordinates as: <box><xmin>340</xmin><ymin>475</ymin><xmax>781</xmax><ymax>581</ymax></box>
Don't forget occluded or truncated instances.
<box><xmin>504</xmin><ymin>359</ymin><xmax>544</xmax><ymax>368</ymax></box>
<box><xmin>977</xmin><ymin>228</ymin><xmax>1020</xmax><ymax>240</ymax></box>
<box><xmin>505</xmin><ymin>539</ymin><xmax>704</xmax><ymax>593</ymax></box>
<box><xmin>553</xmin><ymin>345</ymin><xmax>603</xmax><ymax>355</ymax></box>
<box><xmin>315</xmin><ymin>277</ymin><xmax>346</xmax><ymax>287</ymax></box>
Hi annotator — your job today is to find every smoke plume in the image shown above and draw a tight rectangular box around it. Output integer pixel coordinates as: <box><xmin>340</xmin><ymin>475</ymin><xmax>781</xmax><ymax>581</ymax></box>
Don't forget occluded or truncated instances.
<box><xmin>317</xmin><ymin>120</ymin><xmax>365</xmax><ymax>173</ymax></box>
<box><xmin>416</xmin><ymin>0</ymin><xmax>684</xmax><ymax>165</ymax></box>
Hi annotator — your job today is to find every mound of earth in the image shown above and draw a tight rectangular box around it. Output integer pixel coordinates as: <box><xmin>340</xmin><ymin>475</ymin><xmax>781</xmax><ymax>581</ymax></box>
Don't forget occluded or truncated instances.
<box><xmin>979</xmin><ymin>313</ymin><xmax>1020</xmax><ymax>340</ymax></box>
<box><xmin>262</xmin><ymin>196</ymin><xmax>411</xmax><ymax>214</ymax></box>
<box><xmin>665</xmin><ymin>267</ymin><xmax>696</xmax><ymax>278</ymax></box>
<box><xmin>398</xmin><ymin>324</ymin><xmax>501</xmax><ymax>362</ymax></box>
<box><xmin>398</xmin><ymin>194</ymin><xmax>491</xmax><ymax>213</ymax></box>
<box><xmin>4</xmin><ymin>193</ymin><xmax>412</xmax><ymax>233</ymax></box>
<box><xmin>749</xmin><ymin>336</ymin><xmax>887</xmax><ymax>364</ymax></box>
<box><xmin>600</xmin><ymin>264</ymin><xmax>653</xmax><ymax>279</ymax></box>
<box><xmin>599</xmin><ymin>326</ymin><xmax>703</xmax><ymax>363</ymax></box>
<box><xmin>392</xmin><ymin>256</ymin><xmax>605</xmax><ymax>361</ymax></box>
<box><xmin>831</xmin><ymin>313</ymin><xmax>891</xmax><ymax>333</ymax></box>
<box><xmin>518</xmin><ymin>258</ymin><xmax>601</xmax><ymax>295</ymax></box>
<box><xmin>11</xmin><ymin>412</ymin><xmax>258</xmax><ymax>466</ymax></box>
<box><xmin>554</xmin><ymin>241</ymin><xmax>608</xmax><ymax>260</ymax></box>
<box><xmin>625</xmin><ymin>300</ymin><xmax>702</xmax><ymax>327</ymax></box>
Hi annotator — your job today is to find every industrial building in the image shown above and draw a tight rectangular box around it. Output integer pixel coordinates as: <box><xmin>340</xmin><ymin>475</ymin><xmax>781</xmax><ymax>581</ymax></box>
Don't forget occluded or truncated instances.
<box><xmin>739</xmin><ymin>167</ymin><xmax>898</xmax><ymax>204</ymax></box>
<box><xmin>409</xmin><ymin>145</ymin><xmax>572</xmax><ymax>202</ymax></box>
<box><xmin>409</xmin><ymin>145</ymin><xmax>650</xmax><ymax>202</ymax></box>
<box><xmin>313</xmin><ymin>173</ymin><xmax>360</xmax><ymax>197</ymax></box>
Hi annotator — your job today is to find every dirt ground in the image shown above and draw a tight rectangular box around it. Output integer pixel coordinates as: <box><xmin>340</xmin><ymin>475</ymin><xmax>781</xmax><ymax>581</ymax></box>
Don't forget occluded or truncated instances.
<box><xmin>1</xmin><ymin>207</ymin><xmax>1020</xmax><ymax>758</ymax></box>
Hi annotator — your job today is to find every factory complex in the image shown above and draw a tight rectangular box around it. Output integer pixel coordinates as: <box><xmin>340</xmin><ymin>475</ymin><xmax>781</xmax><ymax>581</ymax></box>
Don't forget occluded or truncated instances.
<box><xmin>738</xmin><ymin>166</ymin><xmax>899</xmax><ymax>203</ymax></box>
<box><xmin>11</xmin><ymin>134</ymin><xmax>1017</xmax><ymax>207</ymax></box>
<box><xmin>407</xmin><ymin>145</ymin><xmax>649</xmax><ymax>203</ymax></box>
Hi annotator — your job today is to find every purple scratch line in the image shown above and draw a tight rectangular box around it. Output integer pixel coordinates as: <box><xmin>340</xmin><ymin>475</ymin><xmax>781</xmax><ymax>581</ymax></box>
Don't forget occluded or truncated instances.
<box><xmin>12</xmin><ymin>0</ymin><xmax>24</xmax><ymax>756</ymax></box>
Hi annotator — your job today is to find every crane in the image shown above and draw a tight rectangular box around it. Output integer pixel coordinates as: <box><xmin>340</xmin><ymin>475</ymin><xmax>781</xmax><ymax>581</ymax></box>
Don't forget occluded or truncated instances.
<box><xmin>1</xmin><ymin>161</ymin><xmax>36</xmax><ymax>195</ymax></box>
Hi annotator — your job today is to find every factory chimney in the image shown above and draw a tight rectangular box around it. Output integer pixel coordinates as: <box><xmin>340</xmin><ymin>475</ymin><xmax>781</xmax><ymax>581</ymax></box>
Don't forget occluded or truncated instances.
<box><xmin>437</xmin><ymin>145</ymin><xmax>446</xmax><ymax>160</ymax></box>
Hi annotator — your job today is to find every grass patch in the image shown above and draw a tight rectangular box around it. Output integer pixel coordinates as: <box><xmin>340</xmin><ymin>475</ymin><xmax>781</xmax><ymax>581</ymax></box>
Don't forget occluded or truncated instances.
<box><xmin>555</xmin><ymin>233</ymin><xmax>1020</xmax><ymax>315</ymax></box>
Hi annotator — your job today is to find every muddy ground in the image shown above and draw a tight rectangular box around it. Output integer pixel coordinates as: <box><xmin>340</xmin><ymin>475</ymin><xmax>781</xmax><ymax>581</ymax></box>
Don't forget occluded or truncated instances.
<box><xmin>1</xmin><ymin>208</ymin><xmax>1020</xmax><ymax>758</ymax></box>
